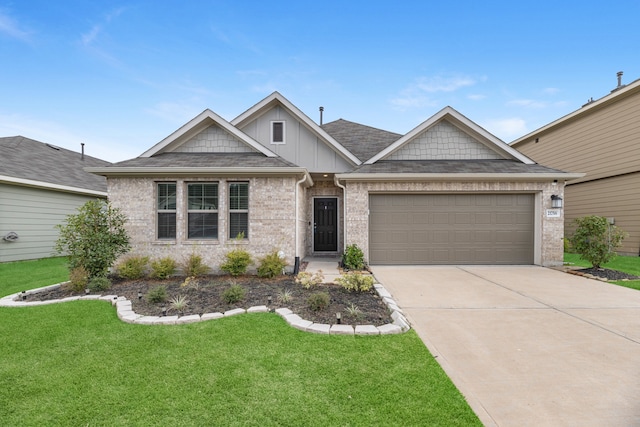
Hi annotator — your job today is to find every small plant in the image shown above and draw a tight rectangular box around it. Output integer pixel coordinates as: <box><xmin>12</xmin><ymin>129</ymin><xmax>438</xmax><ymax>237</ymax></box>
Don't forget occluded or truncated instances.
<box><xmin>307</xmin><ymin>292</ymin><xmax>330</xmax><ymax>312</ymax></box>
<box><xmin>295</xmin><ymin>270</ymin><xmax>324</xmax><ymax>289</ymax></box>
<box><xmin>180</xmin><ymin>276</ymin><xmax>200</xmax><ymax>290</ymax></box>
<box><xmin>68</xmin><ymin>265</ymin><xmax>89</xmax><ymax>293</ymax></box>
<box><xmin>116</xmin><ymin>255</ymin><xmax>149</xmax><ymax>279</ymax></box>
<box><xmin>345</xmin><ymin>302</ymin><xmax>363</xmax><ymax>319</ymax></box>
<box><xmin>182</xmin><ymin>252</ymin><xmax>210</xmax><ymax>277</ymax></box>
<box><xmin>146</xmin><ymin>285</ymin><xmax>168</xmax><ymax>303</ymax></box>
<box><xmin>257</xmin><ymin>250</ymin><xmax>287</xmax><ymax>278</ymax></box>
<box><xmin>569</xmin><ymin>215</ymin><xmax>627</xmax><ymax>268</ymax></box>
<box><xmin>336</xmin><ymin>272</ymin><xmax>374</xmax><ymax>292</ymax></box>
<box><xmin>222</xmin><ymin>284</ymin><xmax>246</xmax><ymax>304</ymax></box>
<box><xmin>169</xmin><ymin>295</ymin><xmax>189</xmax><ymax>313</ymax></box>
<box><xmin>342</xmin><ymin>244</ymin><xmax>365</xmax><ymax>270</ymax></box>
<box><xmin>220</xmin><ymin>248</ymin><xmax>253</xmax><ymax>276</ymax></box>
<box><xmin>150</xmin><ymin>257</ymin><xmax>177</xmax><ymax>279</ymax></box>
<box><xmin>277</xmin><ymin>288</ymin><xmax>293</xmax><ymax>304</ymax></box>
<box><xmin>88</xmin><ymin>276</ymin><xmax>111</xmax><ymax>292</ymax></box>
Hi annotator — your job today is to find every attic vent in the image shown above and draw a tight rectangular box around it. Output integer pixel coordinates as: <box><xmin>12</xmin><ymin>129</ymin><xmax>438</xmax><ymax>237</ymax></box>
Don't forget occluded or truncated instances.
<box><xmin>46</xmin><ymin>143</ymin><xmax>61</xmax><ymax>150</ymax></box>
<box><xmin>271</xmin><ymin>121</ymin><xmax>285</xmax><ymax>144</ymax></box>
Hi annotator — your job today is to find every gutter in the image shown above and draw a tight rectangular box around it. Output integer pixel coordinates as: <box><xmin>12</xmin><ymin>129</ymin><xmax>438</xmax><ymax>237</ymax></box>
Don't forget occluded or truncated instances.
<box><xmin>334</xmin><ymin>172</ymin><xmax>585</xmax><ymax>182</ymax></box>
<box><xmin>0</xmin><ymin>175</ymin><xmax>107</xmax><ymax>197</ymax></box>
<box><xmin>334</xmin><ymin>175</ymin><xmax>347</xmax><ymax>252</ymax></box>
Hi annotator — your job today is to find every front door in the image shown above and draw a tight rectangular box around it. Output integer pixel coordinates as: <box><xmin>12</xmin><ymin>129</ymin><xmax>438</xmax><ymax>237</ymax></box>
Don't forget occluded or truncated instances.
<box><xmin>314</xmin><ymin>198</ymin><xmax>338</xmax><ymax>252</ymax></box>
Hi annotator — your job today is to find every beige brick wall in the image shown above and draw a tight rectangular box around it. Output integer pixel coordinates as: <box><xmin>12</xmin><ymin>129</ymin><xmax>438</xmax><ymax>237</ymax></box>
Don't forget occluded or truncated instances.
<box><xmin>107</xmin><ymin>176</ymin><xmax>301</xmax><ymax>273</ymax></box>
<box><xmin>342</xmin><ymin>180</ymin><xmax>565</xmax><ymax>267</ymax></box>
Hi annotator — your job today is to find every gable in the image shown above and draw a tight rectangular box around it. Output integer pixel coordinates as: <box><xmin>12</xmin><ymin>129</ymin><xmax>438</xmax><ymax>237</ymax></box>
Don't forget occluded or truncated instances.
<box><xmin>386</xmin><ymin>120</ymin><xmax>504</xmax><ymax>161</ymax></box>
<box><xmin>173</xmin><ymin>124</ymin><xmax>257</xmax><ymax>154</ymax></box>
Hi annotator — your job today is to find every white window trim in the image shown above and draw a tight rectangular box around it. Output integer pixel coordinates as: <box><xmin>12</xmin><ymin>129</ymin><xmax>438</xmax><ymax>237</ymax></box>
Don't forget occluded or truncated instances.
<box><xmin>270</xmin><ymin>120</ymin><xmax>285</xmax><ymax>145</ymax></box>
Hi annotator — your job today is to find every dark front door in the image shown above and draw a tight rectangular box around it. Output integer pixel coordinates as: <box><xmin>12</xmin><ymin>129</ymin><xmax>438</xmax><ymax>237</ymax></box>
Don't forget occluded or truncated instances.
<box><xmin>314</xmin><ymin>198</ymin><xmax>338</xmax><ymax>252</ymax></box>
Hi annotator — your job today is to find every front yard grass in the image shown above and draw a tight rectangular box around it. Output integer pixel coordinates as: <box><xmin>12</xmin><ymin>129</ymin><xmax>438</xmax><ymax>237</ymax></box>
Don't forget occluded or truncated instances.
<box><xmin>564</xmin><ymin>252</ymin><xmax>640</xmax><ymax>290</ymax></box>
<box><xmin>0</xmin><ymin>258</ymin><xmax>480</xmax><ymax>426</ymax></box>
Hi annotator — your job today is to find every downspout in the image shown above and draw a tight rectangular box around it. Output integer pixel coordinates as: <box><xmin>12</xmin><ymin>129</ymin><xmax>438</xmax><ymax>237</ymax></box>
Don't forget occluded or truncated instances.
<box><xmin>293</xmin><ymin>174</ymin><xmax>307</xmax><ymax>274</ymax></box>
<box><xmin>334</xmin><ymin>175</ymin><xmax>347</xmax><ymax>253</ymax></box>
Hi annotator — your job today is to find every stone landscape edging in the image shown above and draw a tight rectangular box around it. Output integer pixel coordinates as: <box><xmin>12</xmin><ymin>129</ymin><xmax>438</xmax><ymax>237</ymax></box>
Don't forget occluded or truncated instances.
<box><xmin>0</xmin><ymin>282</ymin><xmax>410</xmax><ymax>335</ymax></box>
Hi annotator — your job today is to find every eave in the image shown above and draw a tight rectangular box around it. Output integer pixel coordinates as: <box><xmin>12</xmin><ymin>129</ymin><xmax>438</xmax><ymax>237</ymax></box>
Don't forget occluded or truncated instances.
<box><xmin>335</xmin><ymin>172</ymin><xmax>585</xmax><ymax>182</ymax></box>
<box><xmin>0</xmin><ymin>174</ymin><xmax>107</xmax><ymax>197</ymax></box>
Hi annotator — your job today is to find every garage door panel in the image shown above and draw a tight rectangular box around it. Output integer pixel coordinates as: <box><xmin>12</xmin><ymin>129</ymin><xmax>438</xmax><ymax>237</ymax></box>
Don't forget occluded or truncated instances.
<box><xmin>369</xmin><ymin>194</ymin><xmax>534</xmax><ymax>265</ymax></box>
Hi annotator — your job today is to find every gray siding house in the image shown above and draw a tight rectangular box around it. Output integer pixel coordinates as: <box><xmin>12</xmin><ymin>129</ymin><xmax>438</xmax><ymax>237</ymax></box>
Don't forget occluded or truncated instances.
<box><xmin>88</xmin><ymin>92</ymin><xmax>582</xmax><ymax>270</ymax></box>
<box><xmin>0</xmin><ymin>136</ymin><xmax>110</xmax><ymax>262</ymax></box>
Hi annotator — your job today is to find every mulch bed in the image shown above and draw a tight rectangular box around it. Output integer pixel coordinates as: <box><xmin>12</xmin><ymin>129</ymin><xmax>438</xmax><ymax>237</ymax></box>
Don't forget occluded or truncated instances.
<box><xmin>575</xmin><ymin>267</ymin><xmax>640</xmax><ymax>281</ymax></box>
<box><xmin>25</xmin><ymin>275</ymin><xmax>393</xmax><ymax>326</ymax></box>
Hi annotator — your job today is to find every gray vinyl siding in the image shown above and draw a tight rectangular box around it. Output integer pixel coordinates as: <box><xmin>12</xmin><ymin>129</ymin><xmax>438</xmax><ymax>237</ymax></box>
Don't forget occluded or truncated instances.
<box><xmin>564</xmin><ymin>173</ymin><xmax>640</xmax><ymax>256</ymax></box>
<box><xmin>0</xmin><ymin>183</ymin><xmax>102</xmax><ymax>262</ymax></box>
<box><xmin>238</xmin><ymin>105</ymin><xmax>354</xmax><ymax>172</ymax></box>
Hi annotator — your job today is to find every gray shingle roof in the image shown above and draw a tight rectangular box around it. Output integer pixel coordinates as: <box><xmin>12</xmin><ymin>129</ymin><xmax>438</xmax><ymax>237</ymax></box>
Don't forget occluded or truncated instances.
<box><xmin>321</xmin><ymin>119</ymin><xmax>401</xmax><ymax>162</ymax></box>
<box><xmin>350</xmin><ymin>160</ymin><xmax>566</xmax><ymax>174</ymax></box>
<box><xmin>111</xmin><ymin>152</ymin><xmax>300</xmax><ymax>168</ymax></box>
<box><xmin>0</xmin><ymin>136</ymin><xmax>110</xmax><ymax>192</ymax></box>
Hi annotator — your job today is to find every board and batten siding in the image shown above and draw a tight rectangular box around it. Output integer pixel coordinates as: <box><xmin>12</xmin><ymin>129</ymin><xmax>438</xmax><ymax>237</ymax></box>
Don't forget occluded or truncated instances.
<box><xmin>0</xmin><ymin>183</ymin><xmax>101</xmax><ymax>262</ymax></box>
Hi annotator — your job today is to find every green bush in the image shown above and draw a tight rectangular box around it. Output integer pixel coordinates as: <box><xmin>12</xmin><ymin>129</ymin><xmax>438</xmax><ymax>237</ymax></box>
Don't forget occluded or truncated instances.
<box><xmin>336</xmin><ymin>272</ymin><xmax>374</xmax><ymax>292</ymax></box>
<box><xmin>342</xmin><ymin>244</ymin><xmax>365</xmax><ymax>270</ymax></box>
<box><xmin>307</xmin><ymin>292</ymin><xmax>330</xmax><ymax>311</ymax></box>
<box><xmin>295</xmin><ymin>271</ymin><xmax>324</xmax><ymax>289</ymax></box>
<box><xmin>569</xmin><ymin>215</ymin><xmax>627</xmax><ymax>268</ymax></box>
<box><xmin>146</xmin><ymin>286</ymin><xmax>168</xmax><ymax>303</ymax></box>
<box><xmin>88</xmin><ymin>276</ymin><xmax>111</xmax><ymax>292</ymax></box>
<box><xmin>222</xmin><ymin>284</ymin><xmax>246</xmax><ymax>304</ymax></box>
<box><xmin>150</xmin><ymin>257</ymin><xmax>177</xmax><ymax>279</ymax></box>
<box><xmin>54</xmin><ymin>199</ymin><xmax>130</xmax><ymax>279</ymax></box>
<box><xmin>257</xmin><ymin>250</ymin><xmax>287</xmax><ymax>278</ymax></box>
<box><xmin>116</xmin><ymin>256</ymin><xmax>149</xmax><ymax>279</ymax></box>
<box><xmin>67</xmin><ymin>265</ymin><xmax>89</xmax><ymax>293</ymax></box>
<box><xmin>220</xmin><ymin>249</ymin><xmax>253</xmax><ymax>276</ymax></box>
<box><xmin>182</xmin><ymin>253</ymin><xmax>210</xmax><ymax>277</ymax></box>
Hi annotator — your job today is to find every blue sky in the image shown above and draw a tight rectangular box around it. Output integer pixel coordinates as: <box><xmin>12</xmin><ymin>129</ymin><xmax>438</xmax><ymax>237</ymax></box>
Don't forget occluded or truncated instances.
<box><xmin>1</xmin><ymin>1</ymin><xmax>639</xmax><ymax>162</ymax></box>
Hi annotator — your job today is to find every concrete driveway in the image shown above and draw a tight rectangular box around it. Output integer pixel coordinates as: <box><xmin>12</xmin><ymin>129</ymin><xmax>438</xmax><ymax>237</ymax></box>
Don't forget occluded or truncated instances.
<box><xmin>371</xmin><ymin>265</ymin><xmax>640</xmax><ymax>427</ymax></box>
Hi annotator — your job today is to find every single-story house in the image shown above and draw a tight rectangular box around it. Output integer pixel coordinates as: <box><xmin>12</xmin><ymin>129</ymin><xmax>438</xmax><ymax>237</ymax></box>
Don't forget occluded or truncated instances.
<box><xmin>0</xmin><ymin>136</ymin><xmax>110</xmax><ymax>262</ymax></box>
<box><xmin>511</xmin><ymin>73</ymin><xmax>640</xmax><ymax>255</ymax></box>
<box><xmin>87</xmin><ymin>92</ymin><xmax>582</xmax><ymax>270</ymax></box>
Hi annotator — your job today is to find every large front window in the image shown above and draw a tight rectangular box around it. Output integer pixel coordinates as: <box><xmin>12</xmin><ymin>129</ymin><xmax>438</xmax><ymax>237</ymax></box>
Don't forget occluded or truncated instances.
<box><xmin>187</xmin><ymin>183</ymin><xmax>218</xmax><ymax>239</ymax></box>
<box><xmin>157</xmin><ymin>182</ymin><xmax>176</xmax><ymax>239</ymax></box>
<box><xmin>229</xmin><ymin>182</ymin><xmax>249</xmax><ymax>238</ymax></box>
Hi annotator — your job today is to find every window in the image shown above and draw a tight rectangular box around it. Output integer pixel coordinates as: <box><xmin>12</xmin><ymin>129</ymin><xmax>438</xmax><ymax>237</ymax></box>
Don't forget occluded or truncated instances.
<box><xmin>187</xmin><ymin>183</ymin><xmax>218</xmax><ymax>239</ymax></box>
<box><xmin>229</xmin><ymin>182</ymin><xmax>249</xmax><ymax>238</ymax></box>
<box><xmin>271</xmin><ymin>121</ymin><xmax>285</xmax><ymax>144</ymax></box>
<box><xmin>157</xmin><ymin>182</ymin><xmax>176</xmax><ymax>239</ymax></box>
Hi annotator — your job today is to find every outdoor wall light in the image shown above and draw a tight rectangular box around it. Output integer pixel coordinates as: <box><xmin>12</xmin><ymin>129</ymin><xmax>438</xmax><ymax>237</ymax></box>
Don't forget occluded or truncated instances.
<box><xmin>551</xmin><ymin>195</ymin><xmax>563</xmax><ymax>209</ymax></box>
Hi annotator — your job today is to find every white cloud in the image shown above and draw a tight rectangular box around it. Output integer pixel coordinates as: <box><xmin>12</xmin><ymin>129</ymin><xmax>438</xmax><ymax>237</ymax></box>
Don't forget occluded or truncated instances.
<box><xmin>543</xmin><ymin>87</ymin><xmax>560</xmax><ymax>95</ymax></box>
<box><xmin>468</xmin><ymin>93</ymin><xmax>486</xmax><ymax>101</ymax></box>
<box><xmin>391</xmin><ymin>73</ymin><xmax>480</xmax><ymax>111</ymax></box>
<box><xmin>0</xmin><ymin>9</ymin><xmax>32</xmax><ymax>42</ymax></box>
<box><xmin>507</xmin><ymin>99</ymin><xmax>548</xmax><ymax>109</ymax></box>
<box><xmin>144</xmin><ymin>101</ymin><xmax>203</xmax><ymax>125</ymax></box>
<box><xmin>484</xmin><ymin>117</ymin><xmax>528</xmax><ymax>141</ymax></box>
<box><xmin>415</xmin><ymin>75</ymin><xmax>477</xmax><ymax>93</ymax></box>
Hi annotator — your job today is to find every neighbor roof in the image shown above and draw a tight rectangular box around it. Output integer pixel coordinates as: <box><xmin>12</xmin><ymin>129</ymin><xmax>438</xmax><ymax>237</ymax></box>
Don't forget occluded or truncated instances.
<box><xmin>321</xmin><ymin>119</ymin><xmax>401</xmax><ymax>162</ymax></box>
<box><xmin>0</xmin><ymin>136</ymin><xmax>110</xmax><ymax>195</ymax></box>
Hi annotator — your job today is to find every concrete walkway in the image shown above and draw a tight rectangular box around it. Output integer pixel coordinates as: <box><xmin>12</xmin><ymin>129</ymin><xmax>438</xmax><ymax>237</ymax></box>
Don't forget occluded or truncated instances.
<box><xmin>303</xmin><ymin>256</ymin><xmax>342</xmax><ymax>283</ymax></box>
<box><xmin>371</xmin><ymin>265</ymin><xmax>640</xmax><ymax>427</ymax></box>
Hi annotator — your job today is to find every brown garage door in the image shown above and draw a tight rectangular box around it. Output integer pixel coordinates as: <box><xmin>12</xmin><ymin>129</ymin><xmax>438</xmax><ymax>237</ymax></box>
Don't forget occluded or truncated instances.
<box><xmin>369</xmin><ymin>194</ymin><xmax>534</xmax><ymax>265</ymax></box>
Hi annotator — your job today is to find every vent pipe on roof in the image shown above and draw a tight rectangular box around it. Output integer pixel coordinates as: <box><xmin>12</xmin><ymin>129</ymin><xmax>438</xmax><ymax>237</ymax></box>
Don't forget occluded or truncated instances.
<box><xmin>81</xmin><ymin>143</ymin><xmax>85</xmax><ymax>160</ymax></box>
<box><xmin>617</xmin><ymin>71</ymin><xmax>624</xmax><ymax>87</ymax></box>
<box><xmin>319</xmin><ymin>106</ymin><xmax>324</xmax><ymax>125</ymax></box>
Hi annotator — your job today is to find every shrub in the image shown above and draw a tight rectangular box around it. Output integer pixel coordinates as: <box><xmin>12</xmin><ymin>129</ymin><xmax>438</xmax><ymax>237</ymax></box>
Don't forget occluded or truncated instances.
<box><xmin>295</xmin><ymin>270</ymin><xmax>324</xmax><ymax>289</ymax></box>
<box><xmin>181</xmin><ymin>253</ymin><xmax>210</xmax><ymax>277</ymax></box>
<box><xmin>222</xmin><ymin>284</ymin><xmax>246</xmax><ymax>304</ymax></box>
<box><xmin>220</xmin><ymin>249</ymin><xmax>253</xmax><ymax>276</ymax></box>
<box><xmin>342</xmin><ymin>244</ymin><xmax>365</xmax><ymax>270</ymax></box>
<box><xmin>88</xmin><ymin>276</ymin><xmax>111</xmax><ymax>292</ymax></box>
<box><xmin>116</xmin><ymin>255</ymin><xmax>149</xmax><ymax>279</ymax></box>
<box><xmin>277</xmin><ymin>288</ymin><xmax>293</xmax><ymax>304</ymax></box>
<box><xmin>307</xmin><ymin>292</ymin><xmax>330</xmax><ymax>311</ymax></box>
<box><xmin>569</xmin><ymin>215</ymin><xmax>627</xmax><ymax>268</ymax></box>
<box><xmin>146</xmin><ymin>285</ymin><xmax>168</xmax><ymax>303</ymax></box>
<box><xmin>54</xmin><ymin>199</ymin><xmax>130</xmax><ymax>279</ymax></box>
<box><xmin>68</xmin><ymin>265</ymin><xmax>89</xmax><ymax>293</ymax></box>
<box><xmin>345</xmin><ymin>302</ymin><xmax>363</xmax><ymax>319</ymax></box>
<box><xmin>169</xmin><ymin>295</ymin><xmax>189</xmax><ymax>313</ymax></box>
<box><xmin>150</xmin><ymin>257</ymin><xmax>177</xmax><ymax>279</ymax></box>
<box><xmin>336</xmin><ymin>272</ymin><xmax>374</xmax><ymax>292</ymax></box>
<box><xmin>257</xmin><ymin>250</ymin><xmax>287</xmax><ymax>278</ymax></box>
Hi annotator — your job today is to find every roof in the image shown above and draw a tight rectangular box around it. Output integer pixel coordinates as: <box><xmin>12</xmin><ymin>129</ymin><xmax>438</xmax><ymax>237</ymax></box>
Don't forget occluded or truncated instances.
<box><xmin>321</xmin><ymin>119</ymin><xmax>401</xmax><ymax>162</ymax></box>
<box><xmin>0</xmin><ymin>136</ymin><xmax>110</xmax><ymax>195</ymax></box>
<box><xmin>110</xmin><ymin>152</ymin><xmax>298</xmax><ymax>168</ymax></box>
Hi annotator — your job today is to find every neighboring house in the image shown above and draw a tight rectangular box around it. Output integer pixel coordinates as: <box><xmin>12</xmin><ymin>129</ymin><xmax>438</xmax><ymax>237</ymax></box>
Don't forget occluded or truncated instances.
<box><xmin>0</xmin><ymin>136</ymin><xmax>110</xmax><ymax>262</ymax></box>
<box><xmin>87</xmin><ymin>92</ymin><xmax>581</xmax><ymax>270</ymax></box>
<box><xmin>511</xmin><ymin>74</ymin><xmax>640</xmax><ymax>256</ymax></box>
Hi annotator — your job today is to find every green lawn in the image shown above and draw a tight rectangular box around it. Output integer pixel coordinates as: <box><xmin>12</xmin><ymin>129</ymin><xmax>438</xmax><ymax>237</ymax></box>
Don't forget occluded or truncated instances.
<box><xmin>0</xmin><ymin>258</ymin><xmax>480</xmax><ymax>426</ymax></box>
<box><xmin>564</xmin><ymin>253</ymin><xmax>640</xmax><ymax>290</ymax></box>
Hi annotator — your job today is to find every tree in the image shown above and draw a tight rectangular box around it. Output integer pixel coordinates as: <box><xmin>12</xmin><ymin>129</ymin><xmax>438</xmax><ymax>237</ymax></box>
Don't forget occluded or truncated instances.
<box><xmin>55</xmin><ymin>199</ymin><xmax>130</xmax><ymax>278</ymax></box>
<box><xmin>569</xmin><ymin>215</ymin><xmax>626</xmax><ymax>268</ymax></box>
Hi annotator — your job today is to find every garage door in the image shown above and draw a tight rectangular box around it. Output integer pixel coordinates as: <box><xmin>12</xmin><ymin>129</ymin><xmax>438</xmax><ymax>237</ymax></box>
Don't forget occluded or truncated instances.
<box><xmin>369</xmin><ymin>194</ymin><xmax>534</xmax><ymax>265</ymax></box>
